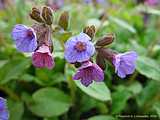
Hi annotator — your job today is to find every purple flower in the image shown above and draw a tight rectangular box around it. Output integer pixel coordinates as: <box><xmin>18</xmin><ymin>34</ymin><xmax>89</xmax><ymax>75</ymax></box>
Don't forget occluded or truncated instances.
<box><xmin>73</xmin><ymin>61</ymin><xmax>104</xmax><ymax>87</ymax></box>
<box><xmin>112</xmin><ymin>51</ymin><xmax>138</xmax><ymax>78</ymax></box>
<box><xmin>145</xmin><ymin>0</ymin><xmax>159</xmax><ymax>6</ymax></box>
<box><xmin>32</xmin><ymin>44</ymin><xmax>54</xmax><ymax>69</ymax></box>
<box><xmin>84</xmin><ymin>0</ymin><xmax>92</xmax><ymax>4</ymax></box>
<box><xmin>64</xmin><ymin>33</ymin><xmax>95</xmax><ymax>63</ymax></box>
<box><xmin>47</xmin><ymin>0</ymin><xmax>64</xmax><ymax>10</ymax></box>
<box><xmin>0</xmin><ymin>97</ymin><xmax>9</xmax><ymax>120</ymax></box>
<box><xmin>12</xmin><ymin>24</ymin><xmax>37</xmax><ymax>52</ymax></box>
<box><xmin>84</xmin><ymin>0</ymin><xmax>106</xmax><ymax>4</ymax></box>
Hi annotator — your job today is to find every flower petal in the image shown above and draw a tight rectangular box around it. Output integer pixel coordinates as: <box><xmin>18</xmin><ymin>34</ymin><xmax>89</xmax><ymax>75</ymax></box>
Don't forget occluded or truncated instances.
<box><xmin>11</xmin><ymin>24</ymin><xmax>37</xmax><ymax>52</ymax></box>
<box><xmin>44</xmin><ymin>54</ymin><xmax>54</xmax><ymax>69</ymax></box>
<box><xmin>117</xmin><ymin>66</ymin><xmax>127</xmax><ymax>78</ymax></box>
<box><xmin>92</xmin><ymin>64</ymin><xmax>104</xmax><ymax>82</ymax></box>
<box><xmin>81</xmin><ymin>77</ymin><xmax>93</xmax><ymax>87</ymax></box>
<box><xmin>73</xmin><ymin>71</ymin><xmax>82</xmax><ymax>80</ymax></box>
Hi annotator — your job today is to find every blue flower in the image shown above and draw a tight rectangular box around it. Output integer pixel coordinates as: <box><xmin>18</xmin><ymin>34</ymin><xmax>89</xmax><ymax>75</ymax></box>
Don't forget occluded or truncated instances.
<box><xmin>112</xmin><ymin>51</ymin><xmax>138</xmax><ymax>78</ymax></box>
<box><xmin>64</xmin><ymin>33</ymin><xmax>95</xmax><ymax>63</ymax></box>
<box><xmin>11</xmin><ymin>24</ymin><xmax>37</xmax><ymax>52</ymax></box>
<box><xmin>0</xmin><ymin>97</ymin><xmax>9</xmax><ymax>120</ymax></box>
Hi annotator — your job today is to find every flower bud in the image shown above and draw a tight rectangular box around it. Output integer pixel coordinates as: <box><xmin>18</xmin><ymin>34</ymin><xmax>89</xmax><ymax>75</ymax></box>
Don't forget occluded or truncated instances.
<box><xmin>30</xmin><ymin>7</ymin><xmax>44</xmax><ymax>23</ymax></box>
<box><xmin>58</xmin><ymin>11</ymin><xmax>69</xmax><ymax>30</ymax></box>
<box><xmin>83</xmin><ymin>25</ymin><xmax>96</xmax><ymax>39</ymax></box>
<box><xmin>42</xmin><ymin>6</ymin><xmax>53</xmax><ymax>25</ymax></box>
<box><xmin>96</xmin><ymin>33</ymin><xmax>115</xmax><ymax>47</ymax></box>
<box><xmin>96</xmin><ymin>53</ymin><xmax>106</xmax><ymax>70</ymax></box>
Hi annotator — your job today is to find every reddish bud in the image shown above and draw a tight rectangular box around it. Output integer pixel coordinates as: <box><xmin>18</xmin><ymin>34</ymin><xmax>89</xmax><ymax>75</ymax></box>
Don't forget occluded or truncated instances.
<box><xmin>30</xmin><ymin>7</ymin><xmax>44</xmax><ymax>23</ymax></box>
<box><xmin>83</xmin><ymin>25</ymin><xmax>96</xmax><ymax>39</ymax></box>
<box><xmin>96</xmin><ymin>33</ymin><xmax>115</xmax><ymax>47</ymax></box>
<box><xmin>42</xmin><ymin>6</ymin><xmax>53</xmax><ymax>25</ymax></box>
<box><xmin>58</xmin><ymin>11</ymin><xmax>69</xmax><ymax>30</ymax></box>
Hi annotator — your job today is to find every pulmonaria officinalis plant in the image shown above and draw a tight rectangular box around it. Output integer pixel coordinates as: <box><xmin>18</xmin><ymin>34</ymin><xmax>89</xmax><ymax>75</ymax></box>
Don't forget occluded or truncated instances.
<box><xmin>11</xmin><ymin>6</ymin><xmax>138</xmax><ymax>87</ymax></box>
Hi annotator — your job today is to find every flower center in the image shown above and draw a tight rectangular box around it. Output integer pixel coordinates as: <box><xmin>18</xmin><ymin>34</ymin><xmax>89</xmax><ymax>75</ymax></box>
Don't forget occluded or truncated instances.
<box><xmin>27</xmin><ymin>29</ymin><xmax>34</xmax><ymax>39</ymax></box>
<box><xmin>74</xmin><ymin>41</ymin><xmax>86</xmax><ymax>52</ymax></box>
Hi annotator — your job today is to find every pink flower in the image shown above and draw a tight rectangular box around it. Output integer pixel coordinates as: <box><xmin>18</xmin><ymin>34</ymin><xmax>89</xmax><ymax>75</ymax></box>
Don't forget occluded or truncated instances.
<box><xmin>145</xmin><ymin>0</ymin><xmax>159</xmax><ymax>6</ymax></box>
<box><xmin>32</xmin><ymin>44</ymin><xmax>54</xmax><ymax>69</ymax></box>
<box><xmin>73</xmin><ymin>61</ymin><xmax>104</xmax><ymax>87</ymax></box>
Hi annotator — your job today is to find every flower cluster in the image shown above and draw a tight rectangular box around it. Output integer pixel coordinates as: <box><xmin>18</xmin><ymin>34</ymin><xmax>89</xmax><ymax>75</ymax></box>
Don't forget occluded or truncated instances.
<box><xmin>64</xmin><ymin>30</ymin><xmax>137</xmax><ymax>86</ymax></box>
<box><xmin>64</xmin><ymin>32</ymin><xmax>104</xmax><ymax>87</ymax></box>
<box><xmin>0</xmin><ymin>97</ymin><xmax>9</xmax><ymax>120</ymax></box>
<box><xmin>12</xmin><ymin>6</ymin><xmax>54</xmax><ymax>69</ymax></box>
<box><xmin>11</xmin><ymin>6</ymin><xmax>138</xmax><ymax>87</ymax></box>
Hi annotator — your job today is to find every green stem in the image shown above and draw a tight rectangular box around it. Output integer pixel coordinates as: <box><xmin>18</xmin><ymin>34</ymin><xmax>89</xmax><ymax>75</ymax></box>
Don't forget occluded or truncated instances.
<box><xmin>65</xmin><ymin>64</ymin><xmax>77</xmax><ymax>104</ymax></box>
<box><xmin>0</xmin><ymin>86</ymin><xmax>20</xmax><ymax>101</ymax></box>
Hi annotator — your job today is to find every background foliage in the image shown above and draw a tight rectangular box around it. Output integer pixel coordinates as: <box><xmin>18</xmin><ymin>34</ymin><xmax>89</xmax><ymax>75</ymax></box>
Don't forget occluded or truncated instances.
<box><xmin>0</xmin><ymin>0</ymin><xmax>160</xmax><ymax>120</ymax></box>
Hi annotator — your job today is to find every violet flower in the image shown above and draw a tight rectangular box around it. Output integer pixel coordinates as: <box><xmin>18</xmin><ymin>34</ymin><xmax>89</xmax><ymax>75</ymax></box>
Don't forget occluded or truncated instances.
<box><xmin>112</xmin><ymin>51</ymin><xmax>138</xmax><ymax>78</ymax></box>
<box><xmin>64</xmin><ymin>33</ymin><xmax>95</xmax><ymax>63</ymax></box>
<box><xmin>84</xmin><ymin>0</ymin><xmax>106</xmax><ymax>4</ymax></box>
<box><xmin>47</xmin><ymin>0</ymin><xmax>64</xmax><ymax>10</ymax></box>
<box><xmin>12</xmin><ymin>24</ymin><xmax>37</xmax><ymax>52</ymax></box>
<box><xmin>32</xmin><ymin>44</ymin><xmax>54</xmax><ymax>69</ymax></box>
<box><xmin>73</xmin><ymin>61</ymin><xmax>104</xmax><ymax>87</ymax></box>
<box><xmin>145</xmin><ymin>0</ymin><xmax>159</xmax><ymax>6</ymax></box>
<box><xmin>0</xmin><ymin>97</ymin><xmax>9</xmax><ymax>120</ymax></box>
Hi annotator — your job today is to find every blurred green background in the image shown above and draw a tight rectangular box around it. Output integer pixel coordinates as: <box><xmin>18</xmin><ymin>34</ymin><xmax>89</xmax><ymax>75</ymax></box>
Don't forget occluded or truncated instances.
<box><xmin>0</xmin><ymin>0</ymin><xmax>160</xmax><ymax>120</ymax></box>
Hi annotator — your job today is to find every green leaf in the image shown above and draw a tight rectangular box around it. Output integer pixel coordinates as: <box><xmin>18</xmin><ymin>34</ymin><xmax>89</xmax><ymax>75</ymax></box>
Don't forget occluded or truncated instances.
<box><xmin>111</xmin><ymin>86</ymin><xmax>132</xmax><ymax>114</ymax></box>
<box><xmin>88</xmin><ymin>115</ymin><xmax>116</xmax><ymax>120</ymax></box>
<box><xmin>36</xmin><ymin>68</ymin><xmax>65</xmax><ymax>86</ymax></box>
<box><xmin>109</xmin><ymin>16</ymin><xmax>136</xmax><ymax>33</ymax></box>
<box><xmin>127</xmin><ymin>82</ymin><xmax>143</xmax><ymax>95</ymax></box>
<box><xmin>136</xmin><ymin>56</ymin><xmax>160</xmax><ymax>81</ymax></box>
<box><xmin>153</xmin><ymin>102</ymin><xmax>160</xmax><ymax>117</ymax></box>
<box><xmin>43</xmin><ymin>117</ymin><xmax>58</xmax><ymax>120</ymax></box>
<box><xmin>27</xmin><ymin>87</ymin><xmax>71</xmax><ymax>117</ymax></box>
<box><xmin>0</xmin><ymin>58</ymin><xmax>31</xmax><ymax>84</ymax></box>
<box><xmin>136</xmin><ymin>5</ymin><xmax>160</xmax><ymax>16</ymax></box>
<box><xmin>20</xmin><ymin>74</ymin><xmax>38</xmax><ymax>82</ymax></box>
<box><xmin>8</xmin><ymin>100</ymin><xmax>24</xmax><ymax>120</ymax></box>
<box><xmin>75</xmin><ymin>81</ymin><xmax>111</xmax><ymax>102</ymax></box>
<box><xmin>136</xmin><ymin>81</ymin><xmax>160</xmax><ymax>107</ymax></box>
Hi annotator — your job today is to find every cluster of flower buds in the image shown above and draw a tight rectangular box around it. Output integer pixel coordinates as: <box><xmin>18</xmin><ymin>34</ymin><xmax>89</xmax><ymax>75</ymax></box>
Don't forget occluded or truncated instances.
<box><xmin>64</xmin><ymin>25</ymin><xmax>137</xmax><ymax>87</ymax></box>
<box><xmin>12</xmin><ymin>6</ymin><xmax>54</xmax><ymax>69</ymax></box>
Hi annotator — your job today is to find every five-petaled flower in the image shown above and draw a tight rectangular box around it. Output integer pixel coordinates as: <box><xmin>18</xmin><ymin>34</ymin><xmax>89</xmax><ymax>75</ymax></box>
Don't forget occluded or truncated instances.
<box><xmin>64</xmin><ymin>33</ymin><xmax>95</xmax><ymax>63</ymax></box>
<box><xmin>0</xmin><ymin>97</ymin><xmax>9</xmax><ymax>120</ymax></box>
<box><xmin>12</xmin><ymin>24</ymin><xmax>37</xmax><ymax>52</ymax></box>
<box><xmin>112</xmin><ymin>51</ymin><xmax>138</xmax><ymax>78</ymax></box>
<box><xmin>73</xmin><ymin>61</ymin><xmax>104</xmax><ymax>87</ymax></box>
<box><xmin>32</xmin><ymin>44</ymin><xmax>54</xmax><ymax>69</ymax></box>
